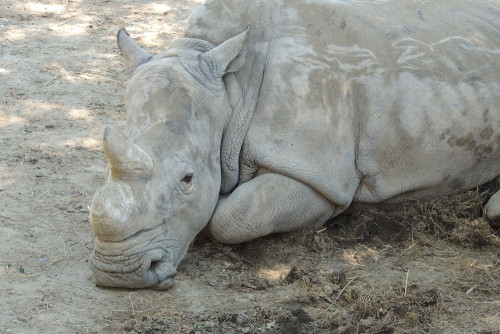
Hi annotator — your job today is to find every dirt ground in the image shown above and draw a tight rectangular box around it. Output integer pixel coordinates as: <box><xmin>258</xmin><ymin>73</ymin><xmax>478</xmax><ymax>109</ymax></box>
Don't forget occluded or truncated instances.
<box><xmin>0</xmin><ymin>1</ymin><xmax>499</xmax><ymax>333</ymax></box>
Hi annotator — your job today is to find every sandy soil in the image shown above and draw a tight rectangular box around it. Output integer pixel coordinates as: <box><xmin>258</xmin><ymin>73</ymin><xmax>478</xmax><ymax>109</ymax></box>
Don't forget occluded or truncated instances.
<box><xmin>0</xmin><ymin>1</ymin><xmax>499</xmax><ymax>333</ymax></box>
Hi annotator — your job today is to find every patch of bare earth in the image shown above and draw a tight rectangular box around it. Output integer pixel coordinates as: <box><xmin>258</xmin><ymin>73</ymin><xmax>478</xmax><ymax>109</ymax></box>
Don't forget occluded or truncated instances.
<box><xmin>0</xmin><ymin>1</ymin><xmax>498</xmax><ymax>333</ymax></box>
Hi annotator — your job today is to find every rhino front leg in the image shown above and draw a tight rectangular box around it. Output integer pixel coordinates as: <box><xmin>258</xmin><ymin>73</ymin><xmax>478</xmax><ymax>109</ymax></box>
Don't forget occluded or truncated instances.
<box><xmin>485</xmin><ymin>190</ymin><xmax>500</xmax><ymax>225</ymax></box>
<box><xmin>208</xmin><ymin>173</ymin><xmax>334</xmax><ymax>244</ymax></box>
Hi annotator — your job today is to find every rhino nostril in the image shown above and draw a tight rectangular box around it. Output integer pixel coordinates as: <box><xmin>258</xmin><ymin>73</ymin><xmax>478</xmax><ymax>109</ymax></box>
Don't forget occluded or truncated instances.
<box><xmin>149</xmin><ymin>260</ymin><xmax>161</xmax><ymax>271</ymax></box>
<box><xmin>147</xmin><ymin>249</ymin><xmax>165</xmax><ymax>272</ymax></box>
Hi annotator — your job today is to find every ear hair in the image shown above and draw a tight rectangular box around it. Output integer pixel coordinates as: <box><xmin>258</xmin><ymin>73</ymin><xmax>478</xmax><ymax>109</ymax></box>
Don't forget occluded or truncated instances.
<box><xmin>169</xmin><ymin>38</ymin><xmax>215</xmax><ymax>53</ymax></box>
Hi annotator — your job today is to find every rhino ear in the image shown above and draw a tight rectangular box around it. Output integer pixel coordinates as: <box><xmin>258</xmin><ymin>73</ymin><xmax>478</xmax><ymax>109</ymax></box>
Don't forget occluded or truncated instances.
<box><xmin>117</xmin><ymin>28</ymin><xmax>152</xmax><ymax>74</ymax></box>
<box><xmin>103</xmin><ymin>125</ymin><xmax>154</xmax><ymax>179</ymax></box>
<box><xmin>200</xmin><ymin>28</ymin><xmax>249</xmax><ymax>78</ymax></box>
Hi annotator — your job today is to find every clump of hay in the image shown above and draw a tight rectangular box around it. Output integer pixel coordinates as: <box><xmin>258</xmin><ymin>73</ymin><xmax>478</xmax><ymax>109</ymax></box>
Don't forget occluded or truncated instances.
<box><xmin>330</xmin><ymin>181</ymin><xmax>499</xmax><ymax>248</ymax></box>
<box><xmin>349</xmin><ymin>284</ymin><xmax>443</xmax><ymax>332</ymax></box>
<box><xmin>411</xmin><ymin>182</ymin><xmax>499</xmax><ymax>248</ymax></box>
<box><xmin>448</xmin><ymin>218</ymin><xmax>496</xmax><ymax>248</ymax></box>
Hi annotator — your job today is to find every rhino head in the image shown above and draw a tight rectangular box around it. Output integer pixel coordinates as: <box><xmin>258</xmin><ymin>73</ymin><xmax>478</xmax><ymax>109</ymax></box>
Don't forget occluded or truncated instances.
<box><xmin>89</xmin><ymin>28</ymin><xmax>247</xmax><ymax>289</ymax></box>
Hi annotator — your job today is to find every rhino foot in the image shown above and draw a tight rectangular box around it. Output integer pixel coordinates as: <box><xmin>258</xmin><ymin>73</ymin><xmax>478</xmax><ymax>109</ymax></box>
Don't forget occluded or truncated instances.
<box><xmin>485</xmin><ymin>190</ymin><xmax>500</xmax><ymax>226</ymax></box>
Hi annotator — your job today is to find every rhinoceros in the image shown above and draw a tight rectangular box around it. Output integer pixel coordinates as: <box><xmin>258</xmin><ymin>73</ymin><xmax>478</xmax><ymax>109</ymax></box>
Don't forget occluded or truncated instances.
<box><xmin>89</xmin><ymin>0</ymin><xmax>500</xmax><ymax>289</ymax></box>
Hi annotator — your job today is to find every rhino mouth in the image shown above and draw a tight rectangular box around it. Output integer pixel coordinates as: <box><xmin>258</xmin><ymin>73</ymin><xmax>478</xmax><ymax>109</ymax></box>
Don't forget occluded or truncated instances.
<box><xmin>91</xmin><ymin>248</ymin><xmax>177</xmax><ymax>290</ymax></box>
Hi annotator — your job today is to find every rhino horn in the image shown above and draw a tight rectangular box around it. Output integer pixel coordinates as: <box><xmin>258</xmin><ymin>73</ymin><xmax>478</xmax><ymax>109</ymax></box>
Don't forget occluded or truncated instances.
<box><xmin>90</xmin><ymin>181</ymin><xmax>135</xmax><ymax>242</ymax></box>
<box><xmin>117</xmin><ymin>28</ymin><xmax>152</xmax><ymax>73</ymax></box>
<box><xmin>103</xmin><ymin>125</ymin><xmax>154</xmax><ymax>179</ymax></box>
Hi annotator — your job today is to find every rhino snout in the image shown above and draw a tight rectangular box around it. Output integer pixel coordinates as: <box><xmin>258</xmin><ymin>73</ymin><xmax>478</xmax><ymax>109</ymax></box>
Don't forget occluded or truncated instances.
<box><xmin>90</xmin><ymin>181</ymin><xmax>136</xmax><ymax>242</ymax></box>
<box><xmin>91</xmin><ymin>248</ymin><xmax>177</xmax><ymax>290</ymax></box>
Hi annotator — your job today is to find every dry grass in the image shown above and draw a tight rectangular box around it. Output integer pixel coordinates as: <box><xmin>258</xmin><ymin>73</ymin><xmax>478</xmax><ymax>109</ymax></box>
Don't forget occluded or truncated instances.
<box><xmin>412</xmin><ymin>181</ymin><xmax>499</xmax><ymax>247</ymax></box>
<box><xmin>329</xmin><ymin>180</ymin><xmax>500</xmax><ymax>249</ymax></box>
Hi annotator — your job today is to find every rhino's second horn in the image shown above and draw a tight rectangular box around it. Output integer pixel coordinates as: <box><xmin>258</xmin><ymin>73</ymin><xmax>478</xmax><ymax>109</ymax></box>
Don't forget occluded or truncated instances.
<box><xmin>103</xmin><ymin>125</ymin><xmax>154</xmax><ymax>179</ymax></box>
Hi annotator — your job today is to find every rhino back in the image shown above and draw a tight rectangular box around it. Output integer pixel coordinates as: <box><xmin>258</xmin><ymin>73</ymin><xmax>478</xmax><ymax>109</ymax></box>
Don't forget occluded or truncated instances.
<box><xmin>186</xmin><ymin>0</ymin><xmax>500</xmax><ymax>205</ymax></box>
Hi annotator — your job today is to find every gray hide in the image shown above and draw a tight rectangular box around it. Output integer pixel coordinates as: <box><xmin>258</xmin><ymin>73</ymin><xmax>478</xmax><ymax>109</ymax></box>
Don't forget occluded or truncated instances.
<box><xmin>90</xmin><ymin>0</ymin><xmax>500</xmax><ymax>289</ymax></box>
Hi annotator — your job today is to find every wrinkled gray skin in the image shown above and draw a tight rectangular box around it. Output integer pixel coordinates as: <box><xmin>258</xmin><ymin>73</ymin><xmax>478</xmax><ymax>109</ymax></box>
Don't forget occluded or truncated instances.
<box><xmin>90</xmin><ymin>0</ymin><xmax>500</xmax><ymax>289</ymax></box>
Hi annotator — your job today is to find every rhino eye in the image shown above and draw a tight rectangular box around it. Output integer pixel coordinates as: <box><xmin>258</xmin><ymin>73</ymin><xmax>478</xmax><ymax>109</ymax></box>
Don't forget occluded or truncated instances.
<box><xmin>181</xmin><ymin>173</ymin><xmax>193</xmax><ymax>183</ymax></box>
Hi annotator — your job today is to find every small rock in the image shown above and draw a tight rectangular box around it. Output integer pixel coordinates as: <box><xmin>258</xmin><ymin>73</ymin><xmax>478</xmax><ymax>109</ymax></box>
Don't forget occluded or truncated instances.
<box><xmin>266</xmin><ymin>321</ymin><xmax>276</xmax><ymax>329</ymax></box>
